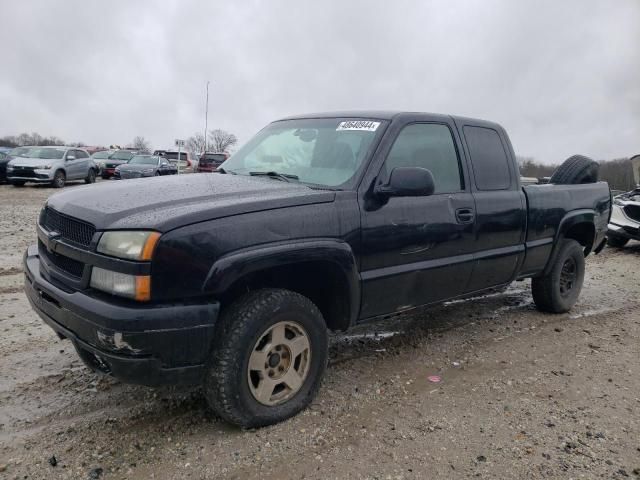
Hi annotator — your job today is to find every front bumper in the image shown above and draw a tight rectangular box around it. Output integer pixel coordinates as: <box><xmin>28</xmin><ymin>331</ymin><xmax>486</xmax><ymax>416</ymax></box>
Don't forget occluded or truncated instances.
<box><xmin>608</xmin><ymin>222</ymin><xmax>640</xmax><ymax>240</ymax></box>
<box><xmin>7</xmin><ymin>168</ymin><xmax>54</xmax><ymax>182</ymax></box>
<box><xmin>24</xmin><ymin>245</ymin><xmax>220</xmax><ymax>386</ymax></box>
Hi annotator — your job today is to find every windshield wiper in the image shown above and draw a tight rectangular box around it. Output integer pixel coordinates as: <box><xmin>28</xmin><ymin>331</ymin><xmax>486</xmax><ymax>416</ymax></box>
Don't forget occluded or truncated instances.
<box><xmin>249</xmin><ymin>171</ymin><xmax>299</xmax><ymax>182</ymax></box>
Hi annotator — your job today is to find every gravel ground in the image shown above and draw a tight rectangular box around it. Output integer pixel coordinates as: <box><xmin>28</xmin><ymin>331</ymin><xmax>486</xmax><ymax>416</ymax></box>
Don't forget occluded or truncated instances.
<box><xmin>0</xmin><ymin>181</ymin><xmax>639</xmax><ymax>480</ymax></box>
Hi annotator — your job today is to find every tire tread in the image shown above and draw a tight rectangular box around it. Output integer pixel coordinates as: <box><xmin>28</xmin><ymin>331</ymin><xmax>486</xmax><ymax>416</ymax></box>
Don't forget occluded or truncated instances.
<box><xmin>205</xmin><ymin>289</ymin><xmax>326</xmax><ymax>428</ymax></box>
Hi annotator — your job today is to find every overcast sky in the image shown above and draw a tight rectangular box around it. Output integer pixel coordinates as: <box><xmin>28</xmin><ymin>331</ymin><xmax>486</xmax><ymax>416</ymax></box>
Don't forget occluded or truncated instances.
<box><xmin>1</xmin><ymin>0</ymin><xmax>638</xmax><ymax>163</ymax></box>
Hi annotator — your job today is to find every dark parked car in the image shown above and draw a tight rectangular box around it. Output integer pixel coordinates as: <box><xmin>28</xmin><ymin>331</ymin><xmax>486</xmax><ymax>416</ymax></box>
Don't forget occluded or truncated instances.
<box><xmin>24</xmin><ymin>111</ymin><xmax>610</xmax><ymax>428</ymax></box>
<box><xmin>90</xmin><ymin>150</ymin><xmax>115</xmax><ymax>175</ymax></box>
<box><xmin>114</xmin><ymin>155</ymin><xmax>178</xmax><ymax>179</ymax></box>
<box><xmin>0</xmin><ymin>146</ymin><xmax>32</xmax><ymax>183</ymax></box>
<box><xmin>197</xmin><ymin>152</ymin><xmax>228</xmax><ymax>173</ymax></box>
<box><xmin>101</xmin><ymin>150</ymin><xmax>137</xmax><ymax>179</ymax></box>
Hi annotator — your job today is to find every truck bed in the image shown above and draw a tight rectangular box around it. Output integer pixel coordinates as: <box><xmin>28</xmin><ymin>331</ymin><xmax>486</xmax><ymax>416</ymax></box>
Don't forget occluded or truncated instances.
<box><xmin>519</xmin><ymin>181</ymin><xmax>611</xmax><ymax>277</ymax></box>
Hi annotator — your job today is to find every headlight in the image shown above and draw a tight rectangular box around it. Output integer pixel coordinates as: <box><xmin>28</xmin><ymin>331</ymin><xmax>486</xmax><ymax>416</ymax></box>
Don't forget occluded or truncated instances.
<box><xmin>36</xmin><ymin>164</ymin><xmax>52</xmax><ymax>169</ymax></box>
<box><xmin>97</xmin><ymin>231</ymin><xmax>161</xmax><ymax>260</ymax></box>
<box><xmin>7</xmin><ymin>166</ymin><xmax>13</xmax><ymax>171</ymax></box>
<box><xmin>142</xmin><ymin>168</ymin><xmax>154</xmax><ymax>174</ymax></box>
<box><xmin>90</xmin><ymin>267</ymin><xmax>150</xmax><ymax>301</ymax></box>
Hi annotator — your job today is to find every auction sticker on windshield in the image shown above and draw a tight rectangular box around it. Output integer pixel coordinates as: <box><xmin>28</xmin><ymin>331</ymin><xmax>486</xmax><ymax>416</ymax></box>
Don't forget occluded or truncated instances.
<box><xmin>336</xmin><ymin>120</ymin><xmax>380</xmax><ymax>131</ymax></box>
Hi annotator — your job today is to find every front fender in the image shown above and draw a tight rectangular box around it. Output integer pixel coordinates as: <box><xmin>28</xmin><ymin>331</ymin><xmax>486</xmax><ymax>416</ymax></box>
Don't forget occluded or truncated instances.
<box><xmin>202</xmin><ymin>239</ymin><xmax>360</xmax><ymax>324</ymax></box>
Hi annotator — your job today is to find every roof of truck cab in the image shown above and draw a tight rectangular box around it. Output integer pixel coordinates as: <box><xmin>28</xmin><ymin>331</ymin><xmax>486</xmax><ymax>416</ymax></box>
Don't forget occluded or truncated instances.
<box><xmin>276</xmin><ymin>111</ymin><xmax>502</xmax><ymax>129</ymax></box>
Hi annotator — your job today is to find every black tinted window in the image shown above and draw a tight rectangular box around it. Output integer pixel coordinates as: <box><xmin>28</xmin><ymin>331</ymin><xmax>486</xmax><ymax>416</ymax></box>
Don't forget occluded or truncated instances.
<box><xmin>384</xmin><ymin>123</ymin><xmax>462</xmax><ymax>194</ymax></box>
<box><xmin>76</xmin><ymin>150</ymin><xmax>89</xmax><ymax>159</ymax></box>
<box><xmin>464</xmin><ymin>126</ymin><xmax>511</xmax><ymax>190</ymax></box>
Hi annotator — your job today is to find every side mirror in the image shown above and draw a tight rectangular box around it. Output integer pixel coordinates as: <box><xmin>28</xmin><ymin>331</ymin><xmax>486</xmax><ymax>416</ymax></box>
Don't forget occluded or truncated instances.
<box><xmin>66</xmin><ymin>155</ymin><xmax>75</xmax><ymax>161</ymax></box>
<box><xmin>375</xmin><ymin>167</ymin><xmax>435</xmax><ymax>197</ymax></box>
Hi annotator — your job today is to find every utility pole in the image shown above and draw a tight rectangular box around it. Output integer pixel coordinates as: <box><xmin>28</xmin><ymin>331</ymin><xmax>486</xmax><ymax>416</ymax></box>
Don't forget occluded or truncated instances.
<box><xmin>204</xmin><ymin>80</ymin><xmax>210</xmax><ymax>154</ymax></box>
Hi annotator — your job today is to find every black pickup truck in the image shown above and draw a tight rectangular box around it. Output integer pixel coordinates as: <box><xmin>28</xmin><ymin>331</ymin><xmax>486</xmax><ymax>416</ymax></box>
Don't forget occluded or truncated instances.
<box><xmin>24</xmin><ymin>112</ymin><xmax>611</xmax><ymax>427</ymax></box>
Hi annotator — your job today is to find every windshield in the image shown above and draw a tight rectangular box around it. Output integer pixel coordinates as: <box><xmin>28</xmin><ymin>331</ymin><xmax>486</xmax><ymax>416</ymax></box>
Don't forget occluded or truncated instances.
<box><xmin>27</xmin><ymin>147</ymin><xmax>66</xmax><ymax>159</ymax></box>
<box><xmin>220</xmin><ymin>118</ymin><xmax>385</xmax><ymax>188</ymax></box>
<box><xmin>92</xmin><ymin>151</ymin><xmax>112</xmax><ymax>159</ymax></box>
<box><xmin>10</xmin><ymin>147</ymin><xmax>33</xmax><ymax>157</ymax></box>
<box><xmin>110</xmin><ymin>150</ymin><xmax>134</xmax><ymax>160</ymax></box>
<box><xmin>129</xmin><ymin>155</ymin><xmax>158</xmax><ymax>165</ymax></box>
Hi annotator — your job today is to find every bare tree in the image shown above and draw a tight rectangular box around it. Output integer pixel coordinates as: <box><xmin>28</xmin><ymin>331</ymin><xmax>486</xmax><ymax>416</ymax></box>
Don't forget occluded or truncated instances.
<box><xmin>208</xmin><ymin>129</ymin><xmax>237</xmax><ymax>153</ymax></box>
<box><xmin>131</xmin><ymin>136</ymin><xmax>151</xmax><ymax>153</ymax></box>
<box><xmin>186</xmin><ymin>133</ymin><xmax>206</xmax><ymax>156</ymax></box>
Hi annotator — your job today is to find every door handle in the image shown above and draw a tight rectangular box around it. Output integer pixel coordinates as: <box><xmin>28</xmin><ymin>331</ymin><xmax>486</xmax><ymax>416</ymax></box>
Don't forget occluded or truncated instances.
<box><xmin>455</xmin><ymin>208</ymin><xmax>475</xmax><ymax>224</ymax></box>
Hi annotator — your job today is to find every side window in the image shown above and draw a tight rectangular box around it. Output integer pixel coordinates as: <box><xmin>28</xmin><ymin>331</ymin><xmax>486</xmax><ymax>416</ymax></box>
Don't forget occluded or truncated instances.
<box><xmin>463</xmin><ymin>126</ymin><xmax>511</xmax><ymax>190</ymax></box>
<box><xmin>76</xmin><ymin>150</ymin><xmax>89</xmax><ymax>159</ymax></box>
<box><xmin>384</xmin><ymin>123</ymin><xmax>463</xmax><ymax>194</ymax></box>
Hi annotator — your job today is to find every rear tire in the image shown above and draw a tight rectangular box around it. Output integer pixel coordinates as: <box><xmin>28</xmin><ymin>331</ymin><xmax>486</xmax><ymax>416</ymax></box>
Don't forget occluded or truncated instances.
<box><xmin>84</xmin><ymin>168</ymin><xmax>96</xmax><ymax>184</ymax></box>
<box><xmin>52</xmin><ymin>170</ymin><xmax>66</xmax><ymax>188</ymax></box>
<box><xmin>550</xmin><ymin>155</ymin><xmax>599</xmax><ymax>185</ymax></box>
<box><xmin>532</xmin><ymin>239</ymin><xmax>585</xmax><ymax>313</ymax></box>
<box><xmin>204</xmin><ymin>289</ymin><xmax>328</xmax><ymax>428</ymax></box>
<box><xmin>606</xmin><ymin>234</ymin><xmax>629</xmax><ymax>248</ymax></box>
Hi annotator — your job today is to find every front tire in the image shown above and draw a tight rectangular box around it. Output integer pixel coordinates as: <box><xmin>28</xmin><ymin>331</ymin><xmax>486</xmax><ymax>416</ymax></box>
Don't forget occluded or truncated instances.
<box><xmin>52</xmin><ymin>170</ymin><xmax>66</xmax><ymax>188</ymax></box>
<box><xmin>204</xmin><ymin>289</ymin><xmax>328</xmax><ymax>428</ymax></box>
<box><xmin>84</xmin><ymin>168</ymin><xmax>96</xmax><ymax>184</ymax></box>
<box><xmin>532</xmin><ymin>239</ymin><xmax>585</xmax><ymax>313</ymax></box>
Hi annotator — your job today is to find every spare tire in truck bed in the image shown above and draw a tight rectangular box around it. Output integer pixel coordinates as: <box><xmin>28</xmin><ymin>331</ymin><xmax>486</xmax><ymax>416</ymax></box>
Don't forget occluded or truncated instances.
<box><xmin>550</xmin><ymin>155</ymin><xmax>599</xmax><ymax>184</ymax></box>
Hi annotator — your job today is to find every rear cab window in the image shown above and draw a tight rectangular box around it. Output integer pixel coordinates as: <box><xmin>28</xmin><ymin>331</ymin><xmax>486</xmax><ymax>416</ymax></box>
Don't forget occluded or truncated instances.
<box><xmin>463</xmin><ymin>126</ymin><xmax>512</xmax><ymax>190</ymax></box>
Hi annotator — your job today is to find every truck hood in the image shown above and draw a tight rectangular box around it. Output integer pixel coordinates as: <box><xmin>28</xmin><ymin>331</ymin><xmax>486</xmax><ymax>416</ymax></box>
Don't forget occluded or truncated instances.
<box><xmin>46</xmin><ymin>173</ymin><xmax>336</xmax><ymax>231</ymax></box>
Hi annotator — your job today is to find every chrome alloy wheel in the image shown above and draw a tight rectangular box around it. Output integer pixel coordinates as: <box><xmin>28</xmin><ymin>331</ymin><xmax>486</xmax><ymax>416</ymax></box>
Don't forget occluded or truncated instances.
<box><xmin>247</xmin><ymin>321</ymin><xmax>311</xmax><ymax>406</ymax></box>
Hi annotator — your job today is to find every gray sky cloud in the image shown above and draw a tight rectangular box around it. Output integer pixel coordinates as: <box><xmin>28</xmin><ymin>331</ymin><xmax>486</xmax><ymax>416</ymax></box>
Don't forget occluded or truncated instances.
<box><xmin>1</xmin><ymin>0</ymin><xmax>638</xmax><ymax>163</ymax></box>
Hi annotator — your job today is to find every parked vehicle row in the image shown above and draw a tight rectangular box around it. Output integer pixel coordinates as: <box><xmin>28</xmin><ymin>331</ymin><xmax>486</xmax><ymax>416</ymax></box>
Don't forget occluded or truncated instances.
<box><xmin>1</xmin><ymin>145</ymin><xmax>231</xmax><ymax>187</ymax></box>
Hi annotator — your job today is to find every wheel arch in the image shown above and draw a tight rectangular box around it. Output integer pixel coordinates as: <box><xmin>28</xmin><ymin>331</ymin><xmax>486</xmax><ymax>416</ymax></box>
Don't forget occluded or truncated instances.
<box><xmin>203</xmin><ymin>240</ymin><xmax>360</xmax><ymax>332</ymax></box>
<box><xmin>544</xmin><ymin>210</ymin><xmax>596</xmax><ymax>275</ymax></box>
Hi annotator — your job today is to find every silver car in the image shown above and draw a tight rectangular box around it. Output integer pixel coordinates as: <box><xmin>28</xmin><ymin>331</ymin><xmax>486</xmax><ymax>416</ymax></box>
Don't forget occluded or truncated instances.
<box><xmin>6</xmin><ymin>146</ymin><xmax>97</xmax><ymax>188</ymax></box>
<box><xmin>607</xmin><ymin>187</ymin><xmax>640</xmax><ymax>247</ymax></box>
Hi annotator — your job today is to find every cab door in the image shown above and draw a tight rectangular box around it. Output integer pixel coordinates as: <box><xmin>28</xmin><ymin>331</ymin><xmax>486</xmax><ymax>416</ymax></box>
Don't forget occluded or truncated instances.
<box><xmin>64</xmin><ymin>149</ymin><xmax>83</xmax><ymax>179</ymax></box>
<box><xmin>359</xmin><ymin>122</ymin><xmax>476</xmax><ymax>319</ymax></box>
<box><xmin>456</xmin><ymin>123</ymin><xmax>527</xmax><ymax>292</ymax></box>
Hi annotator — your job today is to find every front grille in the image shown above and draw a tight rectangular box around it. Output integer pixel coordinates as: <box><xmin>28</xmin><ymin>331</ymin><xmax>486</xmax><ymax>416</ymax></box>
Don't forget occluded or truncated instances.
<box><xmin>38</xmin><ymin>240</ymin><xmax>84</xmax><ymax>278</ymax></box>
<box><xmin>40</xmin><ymin>207</ymin><xmax>96</xmax><ymax>248</ymax></box>
<box><xmin>623</xmin><ymin>204</ymin><xmax>640</xmax><ymax>222</ymax></box>
<box><xmin>11</xmin><ymin>167</ymin><xmax>36</xmax><ymax>177</ymax></box>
